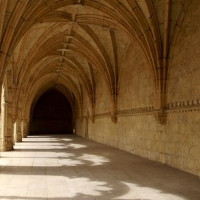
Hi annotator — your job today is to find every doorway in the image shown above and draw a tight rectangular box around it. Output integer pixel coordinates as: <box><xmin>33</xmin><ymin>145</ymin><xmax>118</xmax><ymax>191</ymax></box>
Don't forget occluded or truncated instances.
<box><xmin>29</xmin><ymin>89</ymin><xmax>73</xmax><ymax>135</ymax></box>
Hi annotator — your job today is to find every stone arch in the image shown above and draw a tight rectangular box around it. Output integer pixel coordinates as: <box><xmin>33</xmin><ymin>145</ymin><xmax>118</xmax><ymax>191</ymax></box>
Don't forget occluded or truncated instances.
<box><xmin>18</xmin><ymin>74</ymin><xmax>82</xmax><ymax>137</ymax></box>
<box><xmin>29</xmin><ymin>88</ymin><xmax>73</xmax><ymax>135</ymax></box>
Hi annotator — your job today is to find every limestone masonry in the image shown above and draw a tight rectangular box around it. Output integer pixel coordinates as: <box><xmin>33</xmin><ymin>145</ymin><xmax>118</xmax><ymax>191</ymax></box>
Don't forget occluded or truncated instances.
<box><xmin>0</xmin><ymin>0</ymin><xmax>199</xmax><ymax>177</ymax></box>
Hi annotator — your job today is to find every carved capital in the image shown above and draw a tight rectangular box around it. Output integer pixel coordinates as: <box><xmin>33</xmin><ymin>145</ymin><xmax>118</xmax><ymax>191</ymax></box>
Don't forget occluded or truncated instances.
<box><xmin>111</xmin><ymin>113</ymin><xmax>117</xmax><ymax>124</ymax></box>
<box><xmin>12</xmin><ymin>115</ymin><xmax>17</xmax><ymax>123</ymax></box>
<box><xmin>90</xmin><ymin>108</ymin><xmax>95</xmax><ymax>123</ymax></box>
<box><xmin>154</xmin><ymin>109</ymin><xmax>167</xmax><ymax>124</ymax></box>
<box><xmin>91</xmin><ymin>115</ymin><xmax>95</xmax><ymax>123</ymax></box>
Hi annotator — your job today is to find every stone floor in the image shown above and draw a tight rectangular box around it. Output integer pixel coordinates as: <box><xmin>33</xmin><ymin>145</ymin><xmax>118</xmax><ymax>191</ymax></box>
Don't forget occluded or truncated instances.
<box><xmin>0</xmin><ymin>135</ymin><xmax>199</xmax><ymax>200</ymax></box>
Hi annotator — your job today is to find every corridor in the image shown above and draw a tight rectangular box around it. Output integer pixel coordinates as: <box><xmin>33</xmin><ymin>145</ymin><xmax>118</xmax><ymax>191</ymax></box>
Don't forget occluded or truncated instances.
<box><xmin>0</xmin><ymin>135</ymin><xmax>199</xmax><ymax>200</ymax></box>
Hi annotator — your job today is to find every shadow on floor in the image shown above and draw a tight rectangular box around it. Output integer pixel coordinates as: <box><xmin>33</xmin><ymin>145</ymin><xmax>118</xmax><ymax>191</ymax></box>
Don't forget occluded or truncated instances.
<box><xmin>0</xmin><ymin>134</ymin><xmax>200</xmax><ymax>200</ymax></box>
<box><xmin>0</xmin><ymin>196</ymin><xmax>152</xmax><ymax>200</ymax></box>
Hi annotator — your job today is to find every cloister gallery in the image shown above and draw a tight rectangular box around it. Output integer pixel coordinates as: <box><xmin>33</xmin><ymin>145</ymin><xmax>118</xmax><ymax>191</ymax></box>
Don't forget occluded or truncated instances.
<box><xmin>0</xmin><ymin>0</ymin><xmax>199</xmax><ymax>199</ymax></box>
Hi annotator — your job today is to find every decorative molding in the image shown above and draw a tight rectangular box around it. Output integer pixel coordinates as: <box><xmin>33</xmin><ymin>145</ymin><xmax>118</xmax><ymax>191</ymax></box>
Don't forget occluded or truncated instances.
<box><xmin>83</xmin><ymin>107</ymin><xmax>155</xmax><ymax>119</ymax></box>
<box><xmin>81</xmin><ymin>99</ymin><xmax>200</xmax><ymax>121</ymax></box>
<box><xmin>118</xmin><ymin>106</ymin><xmax>154</xmax><ymax>116</ymax></box>
<box><xmin>166</xmin><ymin>99</ymin><xmax>200</xmax><ymax>113</ymax></box>
<box><xmin>94</xmin><ymin>112</ymin><xmax>110</xmax><ymax>118</ymax></box>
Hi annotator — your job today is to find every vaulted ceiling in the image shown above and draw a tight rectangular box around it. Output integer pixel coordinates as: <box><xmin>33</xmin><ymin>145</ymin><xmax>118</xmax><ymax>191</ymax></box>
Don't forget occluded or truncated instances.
<box><xmin>0</xmin><ymin>0</ymin><xmax>191</xmax><ymax>122</ymax></box>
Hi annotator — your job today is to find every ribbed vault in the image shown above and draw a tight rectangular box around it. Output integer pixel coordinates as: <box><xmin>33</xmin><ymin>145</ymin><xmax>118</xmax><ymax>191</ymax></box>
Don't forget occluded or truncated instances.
<box><xmin>0</xmin><ymin>0</ymin><xmax>193</xmax><ymax>148</ymax></box>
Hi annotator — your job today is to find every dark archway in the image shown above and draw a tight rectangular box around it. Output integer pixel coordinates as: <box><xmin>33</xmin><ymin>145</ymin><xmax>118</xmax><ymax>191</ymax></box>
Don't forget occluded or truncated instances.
<box><xmin>30</xmin><ymin>88</ymin><xmax>73</xmax><ymax>135</ymax></box>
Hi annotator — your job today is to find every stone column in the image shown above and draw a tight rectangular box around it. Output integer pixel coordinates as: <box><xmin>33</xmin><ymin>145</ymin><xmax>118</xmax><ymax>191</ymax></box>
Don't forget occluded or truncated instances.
<box><xmin>85</xmin><ymin>116</ymin><xmax>89</xmax><ymax>139</ymax></box>
<box><xmin>111</xmin><ymin>94</ymin><xmax>117</xmax><ymax>123</ymax></box>
<box><xmin>0</xmin><ymin>115</ymin><xmax>3</xmax><ymax>151</ymax></box>
<box><xmin>1</xmin><ymin>101</ymin><xmax>13</xmax><ymax>151</ymax></box>
<box><xmin>14</xmin><ymin>118</ymin><xmax>22</xmax><ymax>143</ymax></box>
<box><xmin>21</xmin><ymin>118</ymin><xmax>29</xmax><ymax>138</ymax></box>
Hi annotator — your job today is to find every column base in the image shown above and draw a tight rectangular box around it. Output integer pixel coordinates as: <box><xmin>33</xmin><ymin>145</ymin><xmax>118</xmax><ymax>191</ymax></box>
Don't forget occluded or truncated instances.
<box><xmin>22</xmin><ymin>133</ymin><xmax>28</xmax><ymax>138</ymax></box>
<box><xmin>0</xmin><ymin>137</ymin><xmax>13</xmax><ymax>151</ymax></box>
<box><xmin>16</xmin><ymin>133</ymin><xmax>22</xmax><ymax>142</ymax></box>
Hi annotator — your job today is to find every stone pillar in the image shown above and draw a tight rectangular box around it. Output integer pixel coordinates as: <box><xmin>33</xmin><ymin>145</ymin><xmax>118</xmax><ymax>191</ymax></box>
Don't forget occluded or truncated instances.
<box><xmin>111</xmin><ymin>94</ymin><xmax>117</xmax><ymax>123</ymax></box>
<box><xmin>85</xmin><ymin>116</ymin><xmax>89</xmax><ymax>139</ymax></box>
<box><xmin>14</xmin><ymin>118</ymin><xmax>22</xmax><ymax>143</ymax></box>
<box><xmin>0</xmin><ymin>115</ymin><xmax>3</xmax><ymax>151</ymax></box>
<box><xmin>21</xmin><ymin>118</ymin><xmax>29</xmax><ymax>138</ymax></box>
<box><xmin>1</xmin><ymin>101</ymin><xmax>13</xmax><ymax>151</ymax></box>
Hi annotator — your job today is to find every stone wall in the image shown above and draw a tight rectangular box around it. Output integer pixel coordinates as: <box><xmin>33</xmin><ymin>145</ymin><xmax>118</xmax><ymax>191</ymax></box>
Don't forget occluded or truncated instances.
<box><xmin>95</xmin><ymin>70</ymin><xmax>111</xmax><ymax>114</ymax></box>
<box><xmin>75</xmin><ymin>1</ymin><xmax>200</xmax><ymax>177</ymax></box>
<box><xmin>76</xmin><ymin>43</ymin><xmax>165</xmax><ymax>166</ymax></box>
<box><xmin>165</xmin><ymin>0</ymin><xmax>200</xmax><ymax>176</ymax></box>
<box><xmin>118</xmin><ymin>43</ymin><xmax>154</xmax><ymax>110</ymax></box>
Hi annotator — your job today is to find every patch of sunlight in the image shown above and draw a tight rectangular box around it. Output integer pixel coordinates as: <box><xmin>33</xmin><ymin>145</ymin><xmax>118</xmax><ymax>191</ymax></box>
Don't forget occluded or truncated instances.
<box><xmin>14</xmin><ymin>145</ymin><xmax>69</xmax><ymax>150</ymax></box>
<box><xmin>79</xmin><ymin>154</ymin><xmax>109</xmax><ymax>166</ymax></box>
<box><xmin>15</xmin><ymin>143</ymin><xmax>61</xmax><ymax>146</ymax></box>
<box><xmin>0</xmin><ymin>158</ymin><xmax>9</xmax><ymax>166</ymax></box>
<box><xmin>57</xmin><ymin>152</ymin><xmax>74</xmax><ymax>157</ymax></box>
<box><xmin>59</xmin><ymin>158</ymin><xmax>84</xmax><ymax>166</ymax></box>
<box><xmin>65</xmin><ymin>177</ymin><xmax>112</xmax><ymax>197</ymax></box>
<box><xmin>60</xmin><ymin>138</ymin><xmax>73</xmax><ymax>142</ymax></box>
<box><xmin>115</xmin><ymin>182</ymin><xmax>187</xmax><ymax>200</ymax></box>
<box><xmin>68</xmin><ymin>143</ymin><xmax>87</xmax><ymax>149</ymax></box>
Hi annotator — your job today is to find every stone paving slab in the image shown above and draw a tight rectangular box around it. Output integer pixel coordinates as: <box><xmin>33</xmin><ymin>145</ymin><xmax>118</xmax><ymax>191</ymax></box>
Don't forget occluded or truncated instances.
<box><xmin>0</xmin><ymin>134</ymin><xmax>199</xmax><ymax>200</ymax></box>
